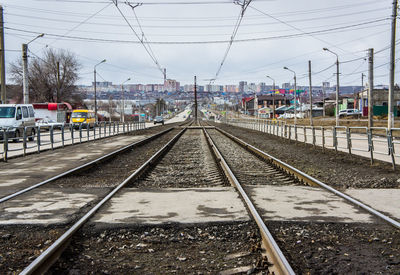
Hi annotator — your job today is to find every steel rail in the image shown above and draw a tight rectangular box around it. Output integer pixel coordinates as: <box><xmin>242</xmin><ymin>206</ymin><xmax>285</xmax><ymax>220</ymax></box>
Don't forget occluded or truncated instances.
<box><xmin>216</xmin><ymin>127</ymin><xmax>400</xmax><ymax>229</ymax></box>
<box><xmin>202</xmin><ymin>127</ymin><xmax>295</xmax><ymax>275</ymax></box>
<box><xmin>20</xmin><ymin>127</ymin><xmax>187</xmax><ymax>275</ymax></box>
<box><xmin>0</xmin><ymin>127</ymin><xmax>176</xmax><ymax>204</ymax></box>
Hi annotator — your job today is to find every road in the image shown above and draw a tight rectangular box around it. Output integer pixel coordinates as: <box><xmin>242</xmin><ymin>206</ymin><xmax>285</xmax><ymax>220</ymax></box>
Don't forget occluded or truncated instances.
<box><xmin>0</xmin><ymin>109</ymin><xmax>191</xmax><ymax>160</ymax></box>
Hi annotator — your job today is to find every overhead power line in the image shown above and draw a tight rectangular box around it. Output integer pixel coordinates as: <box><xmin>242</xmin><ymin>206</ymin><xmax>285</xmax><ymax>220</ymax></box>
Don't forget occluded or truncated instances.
<box><xmin>248</xmin><ymin>4</ymin><xmax>367</xmax><ymax>57</ymax></box>
<box><xmin>45</xmin><ymin>2</ymin><xmax>112</xmax><ymax>47</ymax></box>
<box><xmin>5</xmin><ymin>18</ymin><xmax>389</xmax><ymax>45</ymax></box>
<box><xmin>210</xmin><ymin>0</ymin><xmax>252</xmax><ymax>84</ymax></box>
<box><xmin>111</xmin><ymin>0</ymin><xmax>164</xmax><ymax>75</ymax></box>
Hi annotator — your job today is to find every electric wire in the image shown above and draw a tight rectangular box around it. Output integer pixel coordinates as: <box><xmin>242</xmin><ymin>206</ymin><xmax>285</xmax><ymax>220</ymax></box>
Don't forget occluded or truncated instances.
<box><xmin>112</xmin><ymin>0</ymin><xmax>164</xmax><ymax>75</ymax></box>
<box><xmin>45</xmin><ymin>2</ymin><xmax>112</xmax><ymax>47</ymax></box>
<box><xmin>5</xmin><ymin>18</ymin><xmax>387</xmax><ymax>45</ymax></box>
<box><xmin>248</xmin><ymin>4</ymin><xmax>366</xmax><ymax>57</ymax></box>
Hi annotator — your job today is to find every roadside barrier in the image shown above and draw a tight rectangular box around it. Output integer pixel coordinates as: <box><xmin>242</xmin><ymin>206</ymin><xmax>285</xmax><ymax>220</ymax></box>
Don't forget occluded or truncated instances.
<box><xmin>222</xmin><ymin>118</ymin><xmax>398</xmax><ymax>170</ymax></box>
<box><xmin>0</xmin><ymin>121</ymin><xmax>145</xmax><ymax>162</ymax></box>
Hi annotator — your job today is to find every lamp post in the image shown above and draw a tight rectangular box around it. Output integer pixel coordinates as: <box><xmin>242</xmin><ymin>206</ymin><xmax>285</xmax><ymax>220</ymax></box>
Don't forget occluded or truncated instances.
<box><xmin>283</xmin><ymin>67</ymin><xmax>297</xmax><ymax>124</ymax></box>
<box><xmin>22</xmin><ymin>33</ymin><xmax>44</xmax><ymax>104</ymax></box>
<box><xmin>94</xmin><ymin>59</ymin><xmax>106</xmax><ymax>121</ymax></box>
<box><xmin>121</xmin><ymin>77</ymin><xmax>131</xmax><ymax>122</ymax></box>
<box><xmin>266</xmin><ymin>75</ymin><xmax>276</xmax><ymax>119</ymax></box>
<box><xmin>323</xmin><ymin>47</ymin><xmax>340</xmax><ymax>126</ymax></box>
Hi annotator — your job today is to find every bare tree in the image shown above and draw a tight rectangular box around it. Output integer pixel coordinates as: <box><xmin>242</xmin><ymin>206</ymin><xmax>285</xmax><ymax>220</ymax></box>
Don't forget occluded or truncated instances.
<box><xmin>9</xmin><ymin>48</ymin><xmax>81</xmax><ymax>103</ymax></box>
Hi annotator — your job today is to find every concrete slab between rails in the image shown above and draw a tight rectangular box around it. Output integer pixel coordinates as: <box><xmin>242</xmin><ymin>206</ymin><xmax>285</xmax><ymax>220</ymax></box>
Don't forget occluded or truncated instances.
<box><xmin>91</xmin><ymin>187</ymin><xmax>250</xmax><ymax>225</ymax></box>
<box><xmin>345</xmin><ymin>188</ymin><xmax>400</xmax><ymax>221</ymax></box>
<box><xmin>248</xmin><ymin>185</ymin><xmax>375</xmax><ymax>223</ymax></box>
<box><xmin>0</xmin><ymin>188</ymin><xmax>106</xmax><ymax>224</ymax></box>
<box><xmin>0</xmin><ymin>135</ymin><xmax>147</xmax><ymax>198</ymax></box>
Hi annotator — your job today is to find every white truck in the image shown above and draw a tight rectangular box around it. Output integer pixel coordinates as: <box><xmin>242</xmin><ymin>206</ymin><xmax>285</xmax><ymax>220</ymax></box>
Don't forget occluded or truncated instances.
<box><xmin>0</xmin><ymin>104</ymin><xmax>36</xmax><ymax>141</ymax></box>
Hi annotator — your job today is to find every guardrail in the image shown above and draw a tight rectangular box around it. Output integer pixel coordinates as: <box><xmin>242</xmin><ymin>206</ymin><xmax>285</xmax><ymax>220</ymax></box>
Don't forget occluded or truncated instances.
<box><xmin>221</xmin><ymin>118</ymin><xmax>399</xmax><ymax>170</ymax></box>
<box><xmin>0</xmin><ymin>121</ymin><xmax>145</xmax><ymax>162</ymax></box>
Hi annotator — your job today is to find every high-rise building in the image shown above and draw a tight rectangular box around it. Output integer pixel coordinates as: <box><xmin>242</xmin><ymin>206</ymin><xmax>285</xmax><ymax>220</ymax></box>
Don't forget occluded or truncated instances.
<box><xmin>164</xmin><ymin>79</ymin><xmax>180</xmax><ymax>92</ymax></box>
<box><xmin>239</xmin><ymin>81</ymin><xmax>247</xmax><ymax>93</ymax></box>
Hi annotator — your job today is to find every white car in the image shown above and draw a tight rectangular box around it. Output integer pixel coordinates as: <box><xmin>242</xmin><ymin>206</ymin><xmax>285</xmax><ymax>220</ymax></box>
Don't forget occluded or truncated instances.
<box><xmin>339</xmin><ymin>109</ymin><xmax>361</xmax><ymax>118</ymax></box>
<box><xmin>36</xmin><ymin>118</ymin><xmax>64</xmax><ymax>130</ymax></box>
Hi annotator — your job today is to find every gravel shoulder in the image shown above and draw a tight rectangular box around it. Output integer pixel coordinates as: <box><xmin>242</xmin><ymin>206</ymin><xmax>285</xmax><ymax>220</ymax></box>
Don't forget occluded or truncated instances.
<box><xmin>213</xmin><ymin>123</ymin><xmax>400</xmax><ymax>189</ymax></box>
<box><xmin>49</xmin><ymin>222</ymin><xmax>270</xmax><ymax>274</ymax></box>
<box><xmin>268</xmin><ymin>221</ymin><xmax>400</xmax><ymax>274</ymax></box>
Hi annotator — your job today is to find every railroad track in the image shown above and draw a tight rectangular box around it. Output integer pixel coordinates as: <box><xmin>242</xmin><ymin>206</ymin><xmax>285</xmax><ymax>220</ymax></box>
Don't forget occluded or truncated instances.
<box><xmin>0</xmin><ymin>122</ymin><xmax>399</xmax><ymax>273</ymax></box>
<box><xmin>201</xmin><ymin>123</ymin><xmax>399</xmax><ymax>273</ymax></box>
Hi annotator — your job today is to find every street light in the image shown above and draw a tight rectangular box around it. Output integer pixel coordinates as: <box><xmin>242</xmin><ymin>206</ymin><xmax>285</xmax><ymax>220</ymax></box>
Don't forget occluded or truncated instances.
<box><xmin>121</xmin><ymin>77</ymin><xmax>131</xmax><ymax>122</ymax></box>
<box><xmin>94</xmin><ymin>59</ymin><xmax>106</xmax><ymax>121</ymax></box>
<box><xmin>323</xmin><ymin>47</ymin><xmax>340</xmax><ymax>126</ymax></box>
<box><xmin>22</xmin><ymin>33</ymin><xmax>44</xmax><ymax>104</ymax></box>
<box><xmin>266</xmin><ymin>75</ymin><xmax>276</xmax><ymax>119</ymax></box>
<box><xmin>283</xmin><ymin>66</ymin><xmax>297</xmax><ymax>124</ymax></box>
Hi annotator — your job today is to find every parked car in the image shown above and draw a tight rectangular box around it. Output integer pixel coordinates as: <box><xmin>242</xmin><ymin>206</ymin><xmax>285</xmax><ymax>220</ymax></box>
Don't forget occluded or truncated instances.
<box><xmin>154</xmin><ymin>116</ymin><xmax>164</xmax><ymax>125</ymax></box>
<box><xmin>339</xmin><ymin>109</ymin><xmax>361</xmax><ymax>118</ymax></box>
<box><xmin>36</xmin><ymin>118</ymin><xmax>64</xmax><ymax>130</ymax></box>
<box><xmin>0</xmin><ymin>104</ymin><xmax>36</xmax><ymax>142</ymax></box>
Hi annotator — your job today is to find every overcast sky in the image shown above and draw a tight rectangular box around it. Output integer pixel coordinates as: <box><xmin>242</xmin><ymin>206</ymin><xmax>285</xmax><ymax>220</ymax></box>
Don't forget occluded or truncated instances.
<box><xmin>1</xmin><ymin>0</ymin><xmax>398</xmax><ymax>87</ymax></box>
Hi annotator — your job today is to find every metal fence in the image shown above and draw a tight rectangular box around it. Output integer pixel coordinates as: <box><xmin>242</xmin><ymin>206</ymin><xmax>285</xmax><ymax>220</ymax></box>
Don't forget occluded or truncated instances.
<box><xmin>222</xmin><ymin>118</ymin><xmax>399</xmax><ymax>169</ymax></box>
<box><xmin>0</xmin><ymin>121</ymin><xmax>145</xmax><ymax>162</ymax></box>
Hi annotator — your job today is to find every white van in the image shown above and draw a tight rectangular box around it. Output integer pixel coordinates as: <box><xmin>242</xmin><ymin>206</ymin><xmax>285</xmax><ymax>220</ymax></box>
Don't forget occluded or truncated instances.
<box><xmin>0</xmin><ymin>104</ymin><xmax>36</xmax><ymax>141</ymax></box>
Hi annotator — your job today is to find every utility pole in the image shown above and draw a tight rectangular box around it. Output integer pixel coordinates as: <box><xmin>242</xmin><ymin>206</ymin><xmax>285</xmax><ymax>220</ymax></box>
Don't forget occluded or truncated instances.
<box><xmin>308</xmin><ymin>60</ymin><xmax>313</xmax><ymax>126</ymax></box>
<box><xmin>194</xmin><ymin>75</ymin><xmax>197</xmax><ymax>121</ymax></box>
<box><xmin>322</xmin><ymin>83</ymin><xmax>326</xmax><ymax>117</ymax></box>
<box><xmin>368</xmin><ymin>48</ymin><xmax>374</xmax><ymax>129</ymax></box>
<box><xmin>323</xmin><ymin>48</ymin><xmax>340</xmax><ymax>126</ymax></box>
<box><xmin>360</xmin><ymin>73</ymin><xmax>365</xmax><ymax>112</ymax></box>
<box><xmin>388</xmin><ymin>0</ymin><xmax>398</xmax><ymax>129</ymax></box>
<box><xmin>94</xmin><ymin>70</ymin><xmax>97</xmax><ymax>120</ymax></box>
<box><xmin>266</xmin><ymin>75</ymin><xmax>275</xmax><ymax>118</ymax></box>
<box><xmin>93</xmin><ymin>59</ymin><xmax>106</xmax><ymax>122</ymax></box>
<box><xmin>22</xmin><ymin>43</ymin><xmax>29</xmax><ymax>104</ymax></box>
<box><xmin>335</xmin><ymin>56</ymin><xmax>340</xmax><ymax>126</ymax></box>
<box><xmin>0</xmin><ymin>6</ymin><xmax>5</xmax><ymax>104</ymax></box>
<box><xmin>56</xmin><ymin>61</ymin><xmax>60</xmax><ymax>102</ymax></box>
<box><xmin>283</xmin><ymin>67</ymin><xmax>297</xmax><ymax>124</ymax></box>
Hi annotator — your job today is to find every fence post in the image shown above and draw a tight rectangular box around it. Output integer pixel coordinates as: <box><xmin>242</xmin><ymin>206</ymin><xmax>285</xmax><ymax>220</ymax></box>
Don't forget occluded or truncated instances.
<box><xmin>37</xmin><ymin>126</ymin><xmax>41</xmax><ymax>152</ymax></box>
<box><xmin>93</xmin><ymin>123</ymin><xmax>96</xmax><ymax>140</ymax></box>
<box><xmin>367</xmin><ymin>128</ymin><xmax>374</xmax><ymax>165</ymax></box>
<box><xmin>288</xmin><ymin>125</ymin><xmax>291</xmax><ymax>142</ymax></box>
<box><xmin>109</xmin><ymin>122</ymin><xmax>111</xmax><ymax>136</ymax></box>
<box><xmin>387</xmin><ymin>129</ymin><xmax>396</xmax><ymax>170</ymax></box>
<box><xmin>333</xmin><ymin>127</ymin><xmax>337</xmax><ymax>152</ymax></box>
<box><xmin>79</xmin><ymin>124</ymin><xmax>83</xmax><ymax>143</ymax></box>
<box><xmin>70</xmin><ymin>125</ymin><xmax>74</xmax><ymax>145</ymax></box>
<box><xmin>312</xmin><ymin>127</ymin><xmax>316</xmax><ymax>148</ymax></box>
<box><xmin>87</xmin><ymin>124</ymin><xmax>90</xmax><ymax>141</ymax></box>
<box><xmin>104</xmin><ymin>122</ymin><xmax>107</xmax><ymax>136</ymax></box>
<box><xmin>23</xmin><ymin>127</ymin><xmax>27</xmax><ymax>157</ymax></box>
<box><xmin>295</xmin><ymin>125</ymin><xmax>298</xmax><ymax>141</ymax></box>
<box><xmin>61</xmin><ymin>125</ymin><xmax>65</xmax><ymax>147</ymax></box>
<box><xmin>347</xmin><ymin>127</ymin><xmax>352</xmax><ymax>155</ymax></box>
<box><xmin>322</xmin><ymin>127</ymin><xmax>325</xmax><ymax>151</ymax></box>
<box><xmin>50</xmin><ymin>126</ymin><xmax>54</xmax><ymax>150</ymax></box>
<box><xmin>303</xmin><ymin>127</ymin><xmax>307</xmax><ymax>144</ymax></box>
<box><xmin>3</xmin><ymin>129</ymin><xmax>8</xmax><ymax>161</ymax></box>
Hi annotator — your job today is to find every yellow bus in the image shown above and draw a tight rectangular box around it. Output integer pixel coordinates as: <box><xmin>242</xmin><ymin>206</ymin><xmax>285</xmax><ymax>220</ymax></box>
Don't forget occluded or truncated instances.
<box><xmin>71</xmin><ymin>109</ymin><xmax>95</xmax><ymax>128</ymax></box>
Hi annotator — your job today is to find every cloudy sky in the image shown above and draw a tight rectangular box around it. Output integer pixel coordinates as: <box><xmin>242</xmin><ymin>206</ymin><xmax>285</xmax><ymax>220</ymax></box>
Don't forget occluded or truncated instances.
<box><xmin>1</xmin><ymin>0</ymin><xmax>398</xmax><ymax>87</ymax></box>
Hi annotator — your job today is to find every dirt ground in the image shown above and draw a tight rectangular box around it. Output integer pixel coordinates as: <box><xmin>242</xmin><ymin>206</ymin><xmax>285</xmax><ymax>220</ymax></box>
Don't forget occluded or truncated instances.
<box><xmin>213</xmin><ymin>122</ymin><xmax>400</xmax><ymax>190</ymax></box>
<box><xmin>268</xmin><ymin>221</ymin><xmax>400</xmax><ymax>274</ymax></box>
<box><xmin>49</xmin><ymin>222</ymin><xmax>270</xmax><ymax>274</ymax></box>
